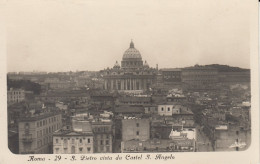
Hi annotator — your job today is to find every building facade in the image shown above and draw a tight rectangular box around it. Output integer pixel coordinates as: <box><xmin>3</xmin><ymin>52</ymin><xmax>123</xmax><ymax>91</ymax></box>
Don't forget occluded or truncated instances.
<box><xmin>18</xmin><ymin>110</ymin><xmax>62</xmax><ymax>154</ymax></box>
<box><xmin>182</xmin><ymin>65</ymin><xmax>218</xmax><ymax>91</ymax></box>
<box><xmin>161</xmin><ymin>68</ymin><xmax>182</xmax><ymax>83</ymax></box>
<box><xmin>102</xmin><ymin>41</ymin><xmax>157</xmax><ymax>92</ymax></box>
<box><xmin>92</xmin><ymin>121</ymin><xmax>113</xmax><ymax>153</ymax></box>
<box><xmin>53</xmin><ymin>130</ymin><xmax>94</xmax><ymax>154</ymax></box>
<box><xmin>7</xmin><ymin>88</ymin><xmax>25</xmax><ymax>104</ymax></box>
<box><xmin>121</xmin><ymin>118</ymin><xmax>150</xmax><ymax>141</ymax></box>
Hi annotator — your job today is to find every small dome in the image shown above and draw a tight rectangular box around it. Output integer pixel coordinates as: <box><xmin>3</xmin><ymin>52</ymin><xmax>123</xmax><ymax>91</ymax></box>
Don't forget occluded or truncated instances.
<box><xmin>113</xmin><ymin>61</ymin><xmax>120</xmax><ymax>69</ymax></box>
<box><xmin>122</xmin><ymin>41</ymin><xmax>142</xmax><ymax>60</ymax></box>
<box><xmin>144</xmin><ymin>60</ymin><xmax>149</xmax><ymax>68</ymax></box>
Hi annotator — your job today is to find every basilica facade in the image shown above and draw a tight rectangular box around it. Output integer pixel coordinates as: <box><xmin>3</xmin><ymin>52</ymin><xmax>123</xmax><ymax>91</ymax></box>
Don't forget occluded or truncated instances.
<box><xmin>102</xmin><ymin>41</ymin><xmax>157</xmax><ymax>92</ymax></box>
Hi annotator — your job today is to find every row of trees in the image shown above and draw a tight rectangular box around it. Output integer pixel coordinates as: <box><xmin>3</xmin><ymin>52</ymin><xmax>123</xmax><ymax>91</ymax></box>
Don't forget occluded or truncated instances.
<box><xmin>7</xmin><ymin>78</ymin><xmax>41</xmax><ymax>95</ymax></box>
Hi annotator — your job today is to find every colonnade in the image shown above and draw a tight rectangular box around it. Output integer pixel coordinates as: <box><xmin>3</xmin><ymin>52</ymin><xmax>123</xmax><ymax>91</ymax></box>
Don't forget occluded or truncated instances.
<box><xmin>104</xmin><ymin>78</ymin><xmax>151</xmax><ymax>90</ymax></box>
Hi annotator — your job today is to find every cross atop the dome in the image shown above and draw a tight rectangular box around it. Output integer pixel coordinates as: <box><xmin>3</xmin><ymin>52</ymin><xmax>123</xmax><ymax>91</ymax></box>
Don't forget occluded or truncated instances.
<box><xmin>130</xmin><ymin>39</ymin><xmax>134</xmax><ymax>48</ymax></box>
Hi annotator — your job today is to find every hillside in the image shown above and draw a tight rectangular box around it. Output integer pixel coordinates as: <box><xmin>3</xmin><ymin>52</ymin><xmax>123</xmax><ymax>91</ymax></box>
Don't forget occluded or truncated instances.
<box><xmin>204</xmin><ymin>64</ymin><xmax>250</xmax><ymax>72</ymax></box>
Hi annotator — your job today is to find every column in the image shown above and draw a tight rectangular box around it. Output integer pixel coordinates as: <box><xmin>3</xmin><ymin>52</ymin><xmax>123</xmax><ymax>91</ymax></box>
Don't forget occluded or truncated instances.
<box><xmin>104</xmin><ymin>80</ymin><xmax>107</xmax><ymax>90</ymax></box>
<box><xmin>140</xmin><ymin>79</ymin><xmax>143</xmax><ymax>90</ymax></box>
<box><xmin>108</xmin><ymin>80</ymin><xmax>110</xmax><ymax>90</ymax></box>
<box><xmin>122</xmin><ymin>79</ymin><xmax>125</xmax><ymax>90</ymax></box>
<box><xmin>130</xmin><ymin>79</ymin><xmax>132</xmax><ymax>90</ymax></box>
<box><xmin>125</xmin><ymin>79</ymin><xmax>127</xmax><ymax>90</ymax></box>
<box><xmin>137</xmin><ymin>79</ymin><xmax>140</xmax><ymax>90</ymax></box>
<box><xmin>121</xmin><ymin>80</ymin><xmax>123</xmax><ymax>90</ymax></box>
<box><xmin>144</xmin><ymin>79</ymin><xmax>147</xmax><ymax>90</ymax></box>
<box><xmin>133</xmin><ymin>79</ymin><xmax>136</xmax><ymax>90</ymax></box>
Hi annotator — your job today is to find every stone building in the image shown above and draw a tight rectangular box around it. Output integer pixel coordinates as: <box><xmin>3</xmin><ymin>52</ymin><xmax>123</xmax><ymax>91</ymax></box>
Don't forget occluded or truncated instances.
<box><xmin>7</xmin><ymin>88</ymin><xmax>25</xmax><ymax>104</ymax></box>
<box><xmin>91</xmin><ymin>121</ymin><xmax>113</xmax><ymax>153</ymax></box>
<box><xmin>121</xmin><ymin>138</ymin><xmax>195</xmax><ymax>152</ymax></box>
<box><xmin>121</xmin><ymin>118</ymin><xmax>150</xmax><ymax>141</ymax></box>
<box><xmin>161</xmin><ymin>68</ymin><xmax>182</xmax><ymax>83</ymax></box>
<box><xmin>218</xmin><ymin>71</ymin><xmax>250</xmax><ymax>83</ymax></box>
<box><xmin>52</xmin><ymin>130</ymin><xmax>93</xmax><ymax>154</ymax></box>
<box><xmin>53</xmin><ymin>115</ymin><xmax>94</xmax><ymax>154</ymax></box>
<box><xmin>102</xmin><ymin>41</ymin><xmax>157</xmax><ymax>92</ymax></box>
<box><xmin>182</xmin><ymin>65</ymin><xmax>218</xmax><ymax>91</ymax></box>
<box><xmin>18</xmin><ymin>110</ymin><xmax>62</xmax><ymax>154</ymax></box>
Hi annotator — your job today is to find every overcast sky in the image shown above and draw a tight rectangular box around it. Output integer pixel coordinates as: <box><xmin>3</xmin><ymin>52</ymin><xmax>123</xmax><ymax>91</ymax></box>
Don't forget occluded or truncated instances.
<box><xmin>6</xmin><ymin>0</ymin><xmax>250</xmax><ymax>72</ymax></box>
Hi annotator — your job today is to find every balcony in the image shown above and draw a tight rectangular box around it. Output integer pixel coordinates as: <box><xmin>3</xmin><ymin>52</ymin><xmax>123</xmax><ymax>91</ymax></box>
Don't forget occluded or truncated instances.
<box><xmin>22</xmin><ymin>134</ymin><xmax>33</xmax><ymax>143</ymax></box>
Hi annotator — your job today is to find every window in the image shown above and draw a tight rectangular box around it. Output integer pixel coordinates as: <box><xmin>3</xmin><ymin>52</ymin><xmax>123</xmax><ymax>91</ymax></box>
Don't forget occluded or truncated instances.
<box><xmin>136</xmin><ymin>123</ymin><xmax>139</xmax><ymax>127</ymax></box>
<box><xmin>106</xmin><ymin>140</ymin><xmax>109</xmax><ymax>145</ymax></box>
<box><xmin>79</xmin><ymin>139</ymin><xmax>82</xmax><ymax>143</ymax></box>
<box><xmin>72</xmin><ymin>139</ymin><xmax>75</xmax><ymax>144</ymax></box>
<box><xmin>25</xmin><ymin>123</ymin><xmax>29</xmax><ymax>129</ymax></box>
<box><xmin>56</xmin><ymin>139</ymin><xmax>59</xmax><ymax>143</ymax></box>
<box><xmin>136</xmin><ymin>131</ymin><xmax>139</xmax><ymax>135</ymax></box>
<box><xmin>64</xmin><ymin>139</ymin><xmax>67</xmax><ymax>144</ymax></box>
<box><xmin>88</xmin><ymin>138</ymin><xmax>90</xmax><ymax>143</ymax></box>
<box><xmin>71</xmin><ymin>146</ymin><xmax>75</xmax><ymax>154</ymax></box>
<box><xmin>55</xmin><ymin>148</ymin><xmax>59</xmax><ymax>153</ymax></box>
<box><xmin>161</xmin><ymin>107</ymin><xmax>164</xmax><ymax>111</ymax></box>
<box><xmin>79</xmin><ymin>148</ymin><xmax>83</xmax><ymax>152</ymax></box>
<box><xmin>100</xmin><ymin>140</ymin><xmax>103</xmax><ymax>145</ymax></box>
<box><xmin>87</xmin><ymin>147</ymin><xmax>91</xmax><ymax>152</ymax></box>
<box><xmin>168</xmin><ymin>107</ymin><xmax>170</xmax><ymax>111</ymax></box>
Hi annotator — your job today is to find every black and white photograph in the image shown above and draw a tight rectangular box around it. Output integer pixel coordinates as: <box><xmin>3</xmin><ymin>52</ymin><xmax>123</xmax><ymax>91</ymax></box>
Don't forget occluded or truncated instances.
<box><xmin>0</xmin><ymin>0</ymin><xmax>259</xmax><ymax>163</ymax></box>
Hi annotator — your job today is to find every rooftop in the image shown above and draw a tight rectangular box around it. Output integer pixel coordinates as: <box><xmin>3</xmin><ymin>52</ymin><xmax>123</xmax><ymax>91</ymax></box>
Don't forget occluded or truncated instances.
<box><xmin>18</xmin><ymin>109</ymin><xmax>61</xmax><ymax>122</ymax></box>
<box><xmin>115</xmin><ymin>105</ymin><xmax>145</xmax><ymax>114</ymax></box>
<box><xmin>53</xmin><ymin>129</ymin><xmax>93</xmax><ymax>136</ymax></box>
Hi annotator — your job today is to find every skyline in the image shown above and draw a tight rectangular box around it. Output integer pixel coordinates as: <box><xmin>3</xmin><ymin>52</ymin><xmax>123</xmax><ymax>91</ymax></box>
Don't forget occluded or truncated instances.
<box><xmin>6</xmin><ymin>0</ymin><xmax>250</xmax><ymax>72</ymax></box>
<box><xmin>7</xmin><ymin>62</ymin><xmax>250</xmax><ymax>73</ymax></box>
